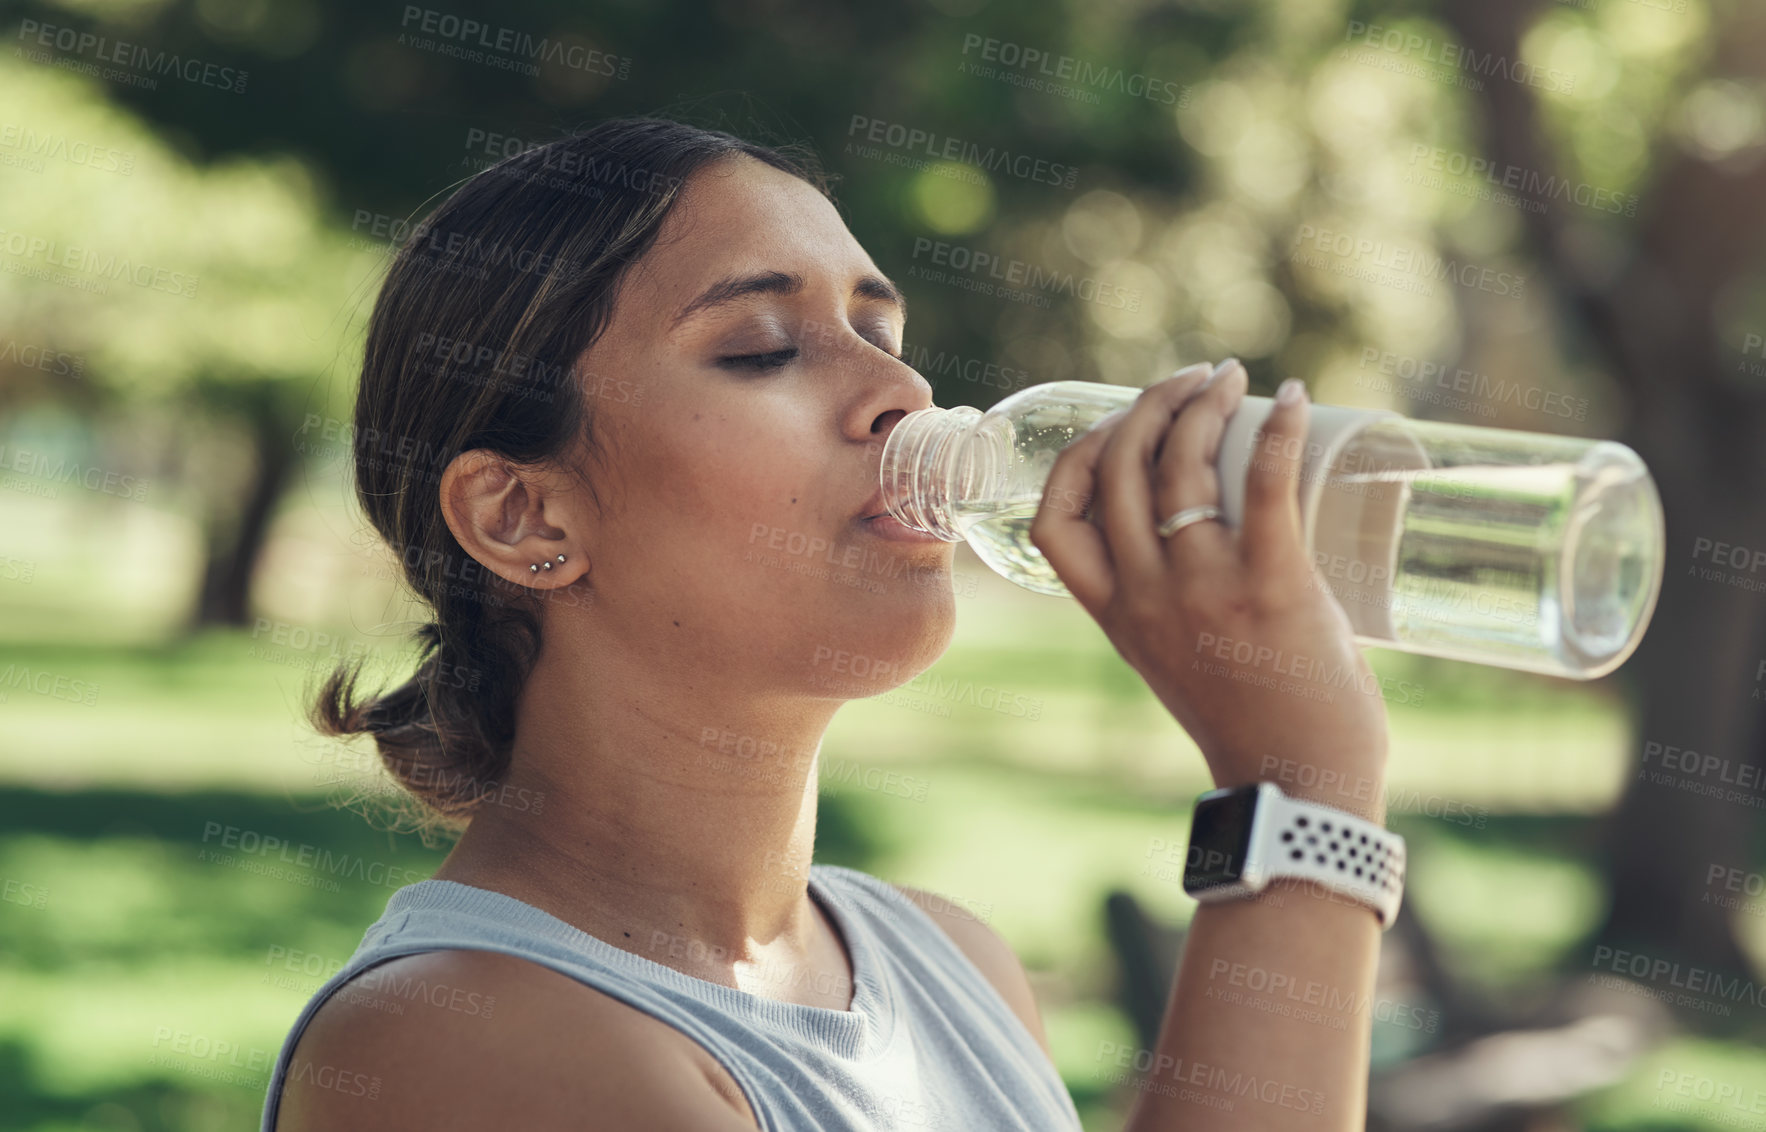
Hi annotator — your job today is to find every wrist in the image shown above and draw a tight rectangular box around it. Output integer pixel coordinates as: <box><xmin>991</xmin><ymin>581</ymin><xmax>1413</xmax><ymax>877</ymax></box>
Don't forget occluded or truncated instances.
<box><xmin>1277</xmin><ymin>776</ymin><xmax>1387</xmax><ymax>826</ymax></box>
<box><xmin>1210</xmin><ymin>760</ymin><xmax>1387</xmax><ymax>825</ymax></box>
<box><xmin>1248</xmin><ymin>875</ymin><xmax>1389</xmax><ymax>927</ymax></box>
<box><xmin>1182</xmin><ymin>780</ymin><xmax>1406</xmax><ymax>930</ymax></box>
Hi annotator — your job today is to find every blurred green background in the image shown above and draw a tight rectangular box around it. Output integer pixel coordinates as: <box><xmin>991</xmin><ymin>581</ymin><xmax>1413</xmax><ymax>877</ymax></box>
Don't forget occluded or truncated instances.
<box><xmin>3</xmin><ymin>0</ymin><xmax>1765</xmax><ymax>1129</ymax></box>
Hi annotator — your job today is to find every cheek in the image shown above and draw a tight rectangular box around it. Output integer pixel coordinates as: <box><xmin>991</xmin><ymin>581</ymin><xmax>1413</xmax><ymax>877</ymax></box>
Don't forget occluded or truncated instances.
<box><xmin>617</xmin><ymin>403</ymin><xmax>801</xmax><ymax>517</ymax></box>
<box><xmin>595</xmin><ymin>408</ymin><xmax>833</xmax><ymax>589</ymax></box>
<box><xmin>668</xmin><ymin>404</ymin><xmax>832</xmax><ymax>531</ymax></box>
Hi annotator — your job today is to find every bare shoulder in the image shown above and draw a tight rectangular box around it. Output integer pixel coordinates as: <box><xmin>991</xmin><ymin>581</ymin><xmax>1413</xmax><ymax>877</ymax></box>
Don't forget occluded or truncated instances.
<box><xmin>274</xmin><ymin>948</ymin><xmax>758</xmax><ymax>1132</ymax></box>
<box><xmin>889</xmin><ymin>883</ymin><xmax>1052</xmax><ymax>1057</ymax></box>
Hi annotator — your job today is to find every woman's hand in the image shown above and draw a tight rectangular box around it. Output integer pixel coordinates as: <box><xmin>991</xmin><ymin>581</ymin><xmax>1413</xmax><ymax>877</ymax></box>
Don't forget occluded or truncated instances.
<box><xmin>1028</xmin><ymin>360</ymin><xmax>1390</xmax><ymax>818</ymax></box>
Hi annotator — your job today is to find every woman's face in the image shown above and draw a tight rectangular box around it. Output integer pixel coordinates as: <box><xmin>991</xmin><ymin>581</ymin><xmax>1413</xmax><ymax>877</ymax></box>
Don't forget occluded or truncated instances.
<box><xmin>556</xmin><ymin>154</ymin><xmax>958</xmax><ymax>700</ymax></box>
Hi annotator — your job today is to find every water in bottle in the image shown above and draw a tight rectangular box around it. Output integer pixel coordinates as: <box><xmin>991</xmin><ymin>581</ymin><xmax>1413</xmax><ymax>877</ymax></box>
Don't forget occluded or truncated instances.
<box><xmin>878</xmin><ymin>379</ymin><xmax>1663</xmax><ymax>680</ymax></box>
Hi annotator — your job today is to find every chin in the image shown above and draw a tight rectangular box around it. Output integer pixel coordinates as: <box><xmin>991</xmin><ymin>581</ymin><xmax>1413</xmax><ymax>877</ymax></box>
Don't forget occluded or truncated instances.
<box><xmin>803</xmin><ymin>582</ymin><xmax>958</xmax><ymax>700</ymax></box>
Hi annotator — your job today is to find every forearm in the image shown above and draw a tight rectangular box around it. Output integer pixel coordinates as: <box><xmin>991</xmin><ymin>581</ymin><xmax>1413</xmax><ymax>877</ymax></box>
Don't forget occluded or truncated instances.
<box><xmin>1120</xmin><ymin>776</ymin><xmax>1388</xmax><ymax>1132</ymax></box>
<box><xmin>1029</xmin><ymin>362</ymin><xmax>1400</xmax><ymax>1130</ymax></box>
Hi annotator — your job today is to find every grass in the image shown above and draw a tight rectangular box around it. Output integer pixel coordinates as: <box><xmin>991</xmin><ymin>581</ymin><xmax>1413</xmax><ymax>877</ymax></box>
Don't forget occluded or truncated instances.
<box><xmin>3</xmin><ymin>489</ymin><xmax>1756</xmax><ymax>1131</ymax></box>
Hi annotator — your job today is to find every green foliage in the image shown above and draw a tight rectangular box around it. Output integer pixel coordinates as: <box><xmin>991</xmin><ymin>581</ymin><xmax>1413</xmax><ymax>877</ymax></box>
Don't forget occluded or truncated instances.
<box><xmin>0</xmin><ymin>56</ymin><xmax>376</xmax><ymax>407</ymax></box>
<box><xmin>1</xmin><ymin>0</ymin><xmax>1756</xmax><ymax>1128</ymax></box>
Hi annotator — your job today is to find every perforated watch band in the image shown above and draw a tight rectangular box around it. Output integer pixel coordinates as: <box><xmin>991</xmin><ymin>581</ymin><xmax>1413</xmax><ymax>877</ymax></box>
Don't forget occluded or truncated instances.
<box><xmin>1185</xmin><ymin>782</ymin><xmax>1407</xmax><ymax>929</ymax></box>
<box><xmin>1256</xmin><ymin>787</ymin><xmax>1406</xmax><ymax>928</ymax></box>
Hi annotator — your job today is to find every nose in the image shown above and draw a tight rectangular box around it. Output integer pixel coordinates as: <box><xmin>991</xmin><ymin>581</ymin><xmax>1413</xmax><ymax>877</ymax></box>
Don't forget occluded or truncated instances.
<box><xmin>846</xmin><ymin>358</ymin><xmax>935</xmax><ymax>448</ymax></box>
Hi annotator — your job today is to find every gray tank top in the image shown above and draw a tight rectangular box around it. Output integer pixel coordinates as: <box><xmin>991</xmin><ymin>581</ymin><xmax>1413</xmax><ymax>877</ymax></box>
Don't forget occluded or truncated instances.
<box><xmin>258</xmin><ymin>863</ymin><xmax>1083</xmax><ymax>1131</ymax></box>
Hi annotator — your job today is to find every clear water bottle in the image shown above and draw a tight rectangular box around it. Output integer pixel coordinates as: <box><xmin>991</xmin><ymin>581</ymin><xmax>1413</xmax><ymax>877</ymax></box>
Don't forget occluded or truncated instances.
<box><xmin>879</xmin><ymin>379</ymin><xmax>1664</xmax><ymax>679</ymax></box>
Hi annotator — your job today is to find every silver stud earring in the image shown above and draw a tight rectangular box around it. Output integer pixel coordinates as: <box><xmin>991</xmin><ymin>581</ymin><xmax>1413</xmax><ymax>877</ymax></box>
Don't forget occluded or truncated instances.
<box><xmin>531</xmin><ymin>553</ymin><xmax>567</xmax><ymax>574</ymax></box>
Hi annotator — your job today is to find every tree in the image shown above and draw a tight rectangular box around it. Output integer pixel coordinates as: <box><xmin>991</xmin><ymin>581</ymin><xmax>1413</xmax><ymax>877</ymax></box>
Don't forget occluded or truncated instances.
<box><xmin>1440</xmin><ymin>0</ymin><xmax>1766</xmax><ymax>978</ymax></box>
<box><xmin>15</xmin><ymin>0</ymin><xmax>1759</xmax><ymax>978</ymax></box>
<box><xmin>0</xmin><ymin>55</ymin><xmax>372</xmax><ymax>627</ymax></box>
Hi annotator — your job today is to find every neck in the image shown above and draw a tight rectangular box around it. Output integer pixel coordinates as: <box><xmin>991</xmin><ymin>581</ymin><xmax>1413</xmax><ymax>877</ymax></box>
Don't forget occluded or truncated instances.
<box><xmin>432</xmin><ymin>638</ymin><xmax>845</xmax><ymax>968</ymax></box>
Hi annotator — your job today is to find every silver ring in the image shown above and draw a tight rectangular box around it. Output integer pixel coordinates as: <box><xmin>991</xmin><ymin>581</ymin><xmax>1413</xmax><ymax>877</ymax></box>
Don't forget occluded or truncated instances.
<box><xmin>1156</xmin><ymin>504</ymin><xmax>1221</xmax><ymax>538</ymax></box>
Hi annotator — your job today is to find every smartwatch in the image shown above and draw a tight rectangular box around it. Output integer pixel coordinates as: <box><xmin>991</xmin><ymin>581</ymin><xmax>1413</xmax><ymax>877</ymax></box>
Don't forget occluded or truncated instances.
<box><xmin>1181</xmin><ymin>781</ymin><xmax>1406</xmax><ymax>928</ymax></box>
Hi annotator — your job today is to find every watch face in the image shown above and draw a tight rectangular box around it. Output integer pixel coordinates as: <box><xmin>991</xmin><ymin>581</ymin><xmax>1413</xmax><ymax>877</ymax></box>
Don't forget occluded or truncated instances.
<box><xmin>1183</xmin><ymin>787</ymin><xmax>1261</xmax><ymax>893</ymax></box>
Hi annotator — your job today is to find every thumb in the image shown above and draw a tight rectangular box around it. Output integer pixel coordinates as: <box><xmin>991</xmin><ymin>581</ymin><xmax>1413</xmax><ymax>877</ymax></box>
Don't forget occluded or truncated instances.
<box><xmin>1240</xmin><ymin>377</ymin><xmax>1309</xmax><ymax>574</ymax></box>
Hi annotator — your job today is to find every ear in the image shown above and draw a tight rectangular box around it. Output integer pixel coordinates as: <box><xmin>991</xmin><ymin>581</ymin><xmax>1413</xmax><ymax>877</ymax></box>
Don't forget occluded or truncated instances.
<box><xmin>438</xmin><ymin>449</ymin><xmax>587</xmax><ymax>589</ymax></box>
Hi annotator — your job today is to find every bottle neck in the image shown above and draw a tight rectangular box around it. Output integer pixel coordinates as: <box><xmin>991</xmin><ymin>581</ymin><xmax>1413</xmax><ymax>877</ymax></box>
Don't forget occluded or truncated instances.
<box><xmin>879</xmin><ymin>405</ymin><xmax>985</xmax><ymax>541</ymax></box>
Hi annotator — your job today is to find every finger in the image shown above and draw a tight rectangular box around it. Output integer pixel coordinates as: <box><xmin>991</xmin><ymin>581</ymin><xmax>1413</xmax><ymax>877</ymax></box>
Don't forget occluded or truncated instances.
<box><xmin>1029</xmin><ymin>414</ymin><xmax>1122</xmax><ymax>612</ymax></box>
<box><xmin>1093</xmin><ymin>362</ymin><xmax>1220</xmax><ymax>581</ymax></box>
<box><xmin>1240</xmin><ymin>376</ymin><xmax>1311</xmax><ymax>576</ymax></box>
<box><xmin>1152</xmin><ymin>360</ymin><xmax>1247</xmax><ymax>568</ymax></box>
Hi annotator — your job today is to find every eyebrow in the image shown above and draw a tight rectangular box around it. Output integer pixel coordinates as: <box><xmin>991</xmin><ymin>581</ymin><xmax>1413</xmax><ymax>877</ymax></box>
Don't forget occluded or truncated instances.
<box><xmin>670</xmin><ymin>270</ymin><xmax>908</xmax><ymax>329</ymax></box>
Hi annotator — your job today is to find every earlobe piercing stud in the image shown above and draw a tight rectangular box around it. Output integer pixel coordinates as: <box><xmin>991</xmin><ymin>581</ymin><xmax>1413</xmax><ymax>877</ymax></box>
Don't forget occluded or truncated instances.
<box><xmin>530</xmin><ymin>553</ymin><xmax>568</xmax><ymax>574</ymax></box>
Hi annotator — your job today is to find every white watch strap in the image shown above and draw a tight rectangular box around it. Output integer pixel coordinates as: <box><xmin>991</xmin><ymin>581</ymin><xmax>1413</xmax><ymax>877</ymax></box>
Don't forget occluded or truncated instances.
<box><xmin>1255</xmin><ymin>787</ymin><xmax>1406</xmax><ymax>928</ymax></box>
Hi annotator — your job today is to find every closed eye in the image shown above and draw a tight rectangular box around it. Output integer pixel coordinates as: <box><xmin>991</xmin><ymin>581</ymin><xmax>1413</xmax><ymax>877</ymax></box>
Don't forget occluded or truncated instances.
<box><xmin>719</xmin><ymin>347</ymin><xmax>800</xmax><ymax>371</ymax></box>
<box><xmin>863</xmin><ymin>331</ymin><xmax>904</xmax><ymax>361</ymax></box>
<box><xmin>720</xmin><ymin>340</ymin><xmax>903</xmax><ymax>370</ymax></box>
<box><xmin>857</xmin><ymin>322</ymin><xmax>903</xmax><ymax>359</ymax></box>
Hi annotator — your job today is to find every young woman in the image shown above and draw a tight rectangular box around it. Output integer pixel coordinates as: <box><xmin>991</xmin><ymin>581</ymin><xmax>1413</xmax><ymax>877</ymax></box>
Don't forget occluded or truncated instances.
<box><xmin>261</xmin><ymin>117</ymin><xmax>1392</xmax><ymax>1131</ymax></box>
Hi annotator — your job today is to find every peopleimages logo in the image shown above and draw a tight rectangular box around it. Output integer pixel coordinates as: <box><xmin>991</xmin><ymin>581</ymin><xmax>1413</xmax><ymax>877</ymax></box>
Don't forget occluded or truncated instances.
<box><xmin>1289</xmin><ymin>225</ymin><xmax>1526</xmax><ymax>300</ymax></box>
<box><xmin>0</xmin><ymin>124</ymin><xmax>135</xmax><ymax>175</ymax></box>
<box><xmin>197</xmin><ymin>822</ymin><xmax>428</xmax><ymax>891</ymax></box>
<box><xmin>1355</xmin><ymin>348</ymin><xmax>1589</xmax><ymax>421</ymax></box>
<box><xmin>1590</xmin><ymin>944</ymin><xmax>1766</xmax><ymax>1012</ymax></box>
<box><xmin>899</xmin><ymin>342</ymin><xmax>1031</xmax><ymax>392</ymax></box>
<box><xmin>958</xmin><ymin>34</ymin><xmax>1184</xmax><ymax>106</ymax></box>
<box><xmin>1406</xmin><ymin>145</ymin><xmax>1638</xmax><ymax>218</ymax></box>
<box><xmin>0</xmin><ymin>228</ymin><xmax>199</xmax><ymax>298</ymax></box>
<box><xmin>0</xmin><ymin>336</ymin><xmax>84</xmax><ymax>379</ymax></box>
<box><xmin>898</xmin><ymin>670</ymin><xmax>1043</xmax><ymax>721</ymax></box>
<box><xmin>398</xmin><ymin>6</ymin><xmax>631</xmax><ymax>78</ymax></box>
<box><xmin>1093</xmin><ymin>1041</ymin><xmax>1327</xmax><ymax>1116</ymax></box>
<box><xmin>0</xmin><ymin>445</ymin><xmax>150</xmax><ymax>504</ymax></box>
<box><xmin>0</xmin><ymin>663</ymin><xmax>99</xmax><ymax>706</ymax></box>
<box><xmin>846</xmin><ymin>115</ymin><xmax>1078</xmax><ymax>189</ymax></box>
<box><xmin>1342</xmin><ymin>21</ymin><xmax>1576</xmax><ymax>94</ymax></box>
<box><xmin>908</xmin><ymin>237</ymin><xmax>1142</xmax><ymax>311</ymax></box>
<box><xmin>15</xmin><ymin>19</ymin><xmax>249</xmax><ymax>93</ymax></box>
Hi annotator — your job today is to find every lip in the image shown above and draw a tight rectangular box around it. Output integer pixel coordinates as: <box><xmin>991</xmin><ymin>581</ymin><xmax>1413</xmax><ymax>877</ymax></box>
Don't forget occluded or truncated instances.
<box><xmin>857</xmin><ymin>512</ymin><xmax>950</xmax><ymax>543</ymax></box>
<box><xmin>856</xmin><ymin>479</ymin><xmax>950</xmax><ymax>543</ymax></box>
<box><xmin>856</xmin><ymin>485</ymin><xmax>890</xmax><ymax>523</ymax></box>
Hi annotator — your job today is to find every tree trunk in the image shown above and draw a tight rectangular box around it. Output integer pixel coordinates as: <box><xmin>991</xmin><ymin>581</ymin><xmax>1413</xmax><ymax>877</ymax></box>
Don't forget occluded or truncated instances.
<box><xmin>1440</xmin><ymin>0</ymin><xmax>1766</xmax><ymax>978</ymax></box>
<box><xmin>189</xmin><ymin>388</ymin><xmax>302</xmax><ymax>628</ymax></box>
<box><xmin>1601</xmin><ymin>492</ymin><xmax>1764</xmax><ymax>972</ymax></box>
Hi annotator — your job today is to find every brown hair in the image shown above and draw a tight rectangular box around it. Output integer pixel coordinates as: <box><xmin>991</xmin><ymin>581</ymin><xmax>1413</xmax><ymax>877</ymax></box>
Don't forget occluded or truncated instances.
<box><xmin>313</xmin><ymin>116</ymin><xmax>833</xmax><ymax>831</ymax></box>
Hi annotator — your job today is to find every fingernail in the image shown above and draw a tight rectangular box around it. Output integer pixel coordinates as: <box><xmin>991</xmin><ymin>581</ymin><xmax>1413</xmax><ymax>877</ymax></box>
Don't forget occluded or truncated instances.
<box><xmin>1150</xmin><ymin>364</ymin><xmax>1209</xmax><ymax>393</ymax></box>
<box><xmin>1276</xmin><ymin>377</ymin><xmax>1305</xmax><ymax>405</ymax></box>
<box><xmin>1210</xmin><ymin>357</ymin><xmax>1240</xmax><ymax>380</ymax></box>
